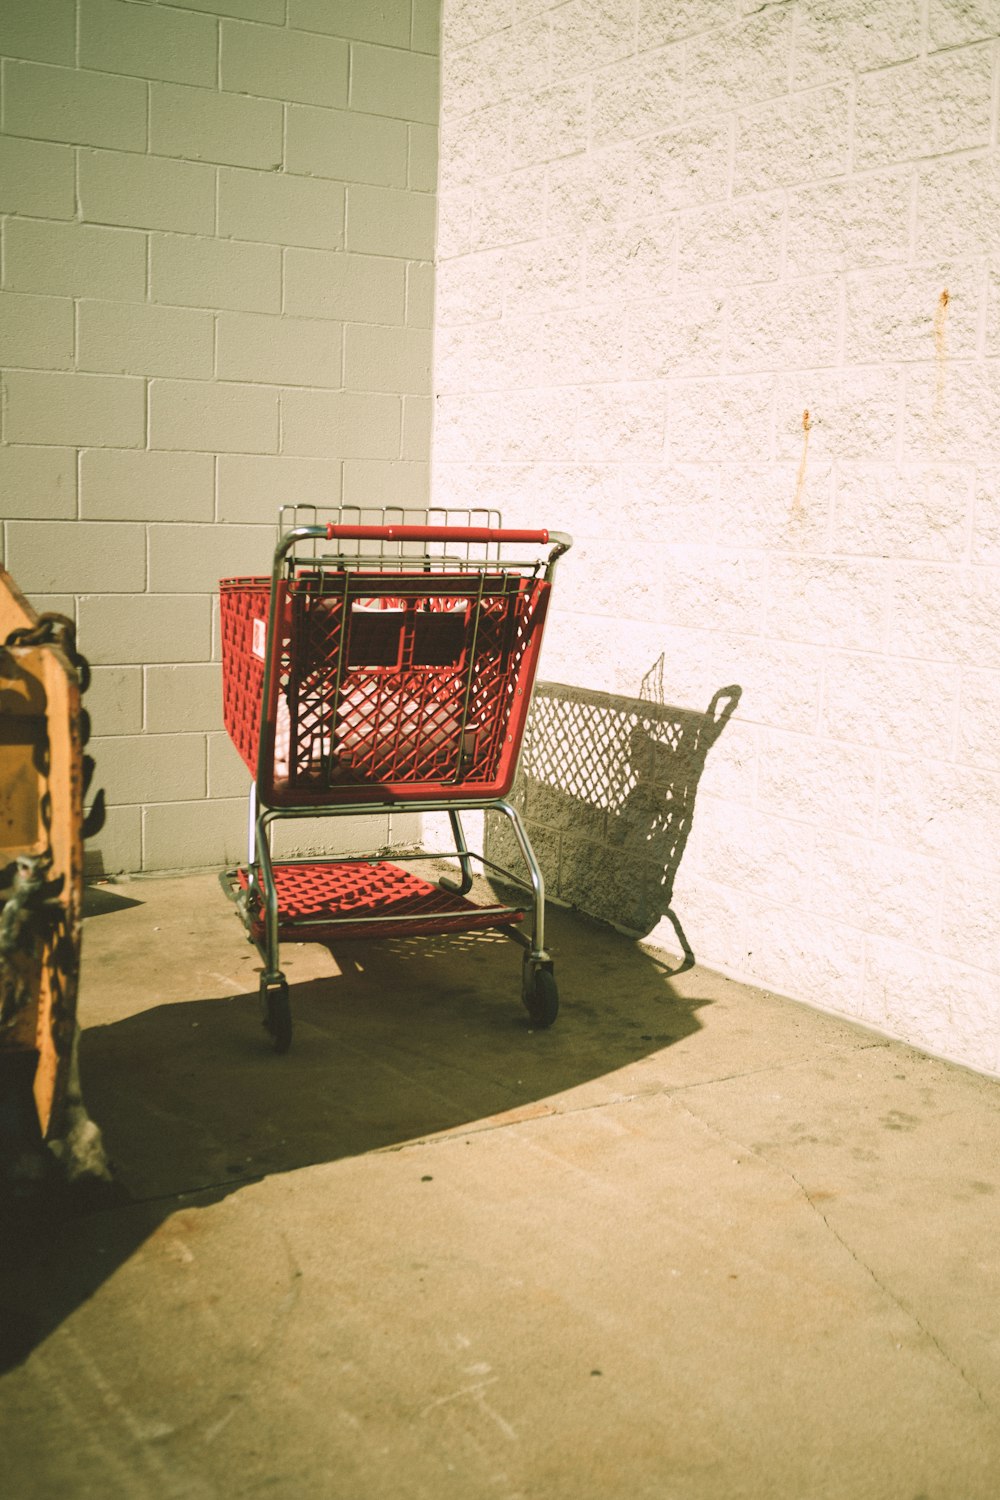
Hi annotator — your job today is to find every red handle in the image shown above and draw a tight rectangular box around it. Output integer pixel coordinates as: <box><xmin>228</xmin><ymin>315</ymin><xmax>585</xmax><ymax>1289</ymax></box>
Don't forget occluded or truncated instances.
<box><xmin>325</xmin><ymin>524</ymin><xmax>550</xmax><ymax>544</ymax></box>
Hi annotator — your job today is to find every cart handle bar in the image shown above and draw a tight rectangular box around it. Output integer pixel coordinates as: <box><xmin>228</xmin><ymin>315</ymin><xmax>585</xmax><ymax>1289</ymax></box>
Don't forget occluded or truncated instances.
<box><xmin>323</xmin><ymin>523</ymin><xmax>567</xmax><ymax>547</ymax></box>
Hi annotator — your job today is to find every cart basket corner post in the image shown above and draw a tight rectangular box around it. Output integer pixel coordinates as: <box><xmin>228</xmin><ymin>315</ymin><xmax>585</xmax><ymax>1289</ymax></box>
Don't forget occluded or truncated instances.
<box><xmin>219</xmin><ymin>507</ymin><xmax>572</xmax><ymax>1052</ymax></box>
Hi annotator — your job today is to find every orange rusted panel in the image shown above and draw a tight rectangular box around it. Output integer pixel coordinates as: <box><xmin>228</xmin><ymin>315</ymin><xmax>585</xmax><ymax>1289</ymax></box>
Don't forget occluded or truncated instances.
<box><xmin>0</xmin><ymin>570</ymin><xmax>84</xmax><ymax>1142</ymax></box>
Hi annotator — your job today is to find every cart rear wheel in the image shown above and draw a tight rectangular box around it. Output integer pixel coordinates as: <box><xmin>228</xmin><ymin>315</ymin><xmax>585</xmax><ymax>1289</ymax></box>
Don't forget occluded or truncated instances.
<box><xmin>262</xmin><ymin>980</ymin><xmax>292</xmax><ymax>1054</ymax></box>
<box><xmin>525</xmin><ymin>967</ymin><xmax>559</xmax><ymax>1029</ymax></box>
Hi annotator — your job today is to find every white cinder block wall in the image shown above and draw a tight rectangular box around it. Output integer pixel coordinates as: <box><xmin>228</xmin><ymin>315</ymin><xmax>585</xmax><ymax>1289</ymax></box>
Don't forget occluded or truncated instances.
<box><xmin>0</xmin><ymin>0</ymin><xmax>439</xmax><ymax>872</ymax></box>
<box><xmin>433</xmin><ymin>0</ymin><xmax>1000</xmax><ymax>1073</ymax></box>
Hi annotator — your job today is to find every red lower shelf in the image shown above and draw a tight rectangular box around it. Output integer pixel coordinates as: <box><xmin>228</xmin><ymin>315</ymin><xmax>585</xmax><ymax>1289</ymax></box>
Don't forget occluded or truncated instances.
<box><xmin>238</xmin><ymin>861</ymin><xmax>525</xmax><ymax>943</ymax></box>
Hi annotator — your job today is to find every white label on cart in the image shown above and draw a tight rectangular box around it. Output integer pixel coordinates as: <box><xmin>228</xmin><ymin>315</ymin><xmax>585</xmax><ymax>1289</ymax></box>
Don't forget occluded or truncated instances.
<box><xmin>252</xmin><ymin>618</ymin><xmax>267</xmax><ymax>659</ymax></box>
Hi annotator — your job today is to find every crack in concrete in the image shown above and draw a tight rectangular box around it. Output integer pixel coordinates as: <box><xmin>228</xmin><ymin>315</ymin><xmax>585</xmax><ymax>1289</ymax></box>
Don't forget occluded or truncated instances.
<box><xmin>244</xmin><ymin>1230</ymin><xmax>304</xmax><ymax>1365</ymax></box>
<box><xmin>784</xmin><ymin>1163</ymin><xmax>995</xmax><ymax>1416</ymax></box>
<box><xmin>670</xmin><ymin>1093</ymin><xmax>997</xmax><ymax>1418</ymax></box>
<box><xmin>374</xmin><ymin>1094</ymin><xmax>624</xmax><ymax>1152</ymax></box>
<box><xmin>660</xmin><ymin>1042</ymin><xmax>890</xmax><ymax>1096</ymax></box>
<box><xmin>375</xmin><ymin>1044</ymin><xmax>893</xmax><ymax>1153</ymax></box>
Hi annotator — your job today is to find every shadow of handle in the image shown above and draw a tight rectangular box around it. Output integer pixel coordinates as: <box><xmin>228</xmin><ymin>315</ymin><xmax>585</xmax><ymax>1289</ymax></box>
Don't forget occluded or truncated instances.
<box><xmin>705</xmin><ymin>685</ymin><xmax>742</xmax><ymax>744</ymax></box>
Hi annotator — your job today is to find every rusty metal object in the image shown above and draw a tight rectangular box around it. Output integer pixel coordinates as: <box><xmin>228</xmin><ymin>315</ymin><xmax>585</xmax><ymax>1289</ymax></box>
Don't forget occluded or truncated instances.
<box><xmin>0</xmin><ymin>570</ymin><xmax>107</xmax><ymax>1189</ymax></box>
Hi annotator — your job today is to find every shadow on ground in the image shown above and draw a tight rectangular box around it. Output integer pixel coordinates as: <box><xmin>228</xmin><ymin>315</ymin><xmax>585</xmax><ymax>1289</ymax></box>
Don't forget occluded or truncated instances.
<box><xmin>0</xmin><ymin>897</ymin><xmax>710</xmax><ymax>1372</ymax></box>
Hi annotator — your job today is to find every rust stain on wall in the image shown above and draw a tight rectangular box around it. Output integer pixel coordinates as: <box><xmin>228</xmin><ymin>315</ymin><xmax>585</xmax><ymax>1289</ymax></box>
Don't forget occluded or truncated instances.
<box><xmin>934</xmin><ymin>288</ymin><xmax>949</xmax><ymax>419</ymax></box>
<box><xmin>792</xmin><ymin>408</ymin><xmax>811</xmax><ymax>511</ymax></box>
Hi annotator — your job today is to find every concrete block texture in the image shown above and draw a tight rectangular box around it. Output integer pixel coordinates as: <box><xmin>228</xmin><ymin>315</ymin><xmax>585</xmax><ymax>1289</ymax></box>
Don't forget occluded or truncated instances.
<box><xmin>216</xmin><ymin>454</ymin><xmax>343</xmax><ymax>521</ymax></box>
<box><xmin>78</xmin><ymin>593</ymin><xmax>213</xmax><ymax>665</ymax></box>
<box><xmin>86</xmin><ymin>665</ymin><xmax>143</xmax><ymax>737</ymax></box>
<box><xmin>442</xmin><ymin>0</ymin><xmax>512</xmax><ymax>50</ymax></box>
<box><xmin>6</xmin><ymin>520</ymin><xmax>146</xmax><ymax>593</ymax></box>
<box><xmin>80</xmin><ymin>0</ymin><xmax>218</xmax><ymax>87</ymax></box>
<box><xmin>4</xmin><ymin>371</ymin><xmax>146</xmax><ymax>448</ymax></box>
<box><xmin>793</xmin><ymin>0</ymin><xmax>922</xmax><ymax>87</ymax></box>
<box><xmin>402</xmin><ymin>395</ymin><xmax>432</xmax><ymax>458</ymax></box>
<box><xmin>221</xmin><ymin>21</ymin><xmax>348</xmax><ymax>108</ymax></box>
<box><xmin>510</xmin><ymin>81</ymin><xmax>589</xmax><ymax>169</ymax></box>
<box><xmin>786</xmin><ymin>171</ymin><xmax>912</xmax><ymax>277</ymax></box>
<box><xmin>151</xmin><ymin>82</ymin><xmax>284</xmax><ymax>170</ymax></box>
<box><xmin>916</xmin><ymin>151</ymin><xmax>1000</xmax><ymax>259</ymax></box>
<box><xmin>0</xmin><ymin>0</ymin><xmax>76</xmax><ymax>67</ymax></box>
<box><xmin>78</xmin><ymin>300</ymin><xmax>215</xmax><ymax>380</ymax></box>
<box><xmin>290</xmin><ymin>0</ymin><xmax>412</xmax><ymax>47</ymax></box>
<box><xmin>408</xmin><ymin>122</ymin><xmax>439</xmax><ymax>191</ymax></box>
<box><xmin>438</xmin><ymin>102</ymin><xmax>511</xmax><ymax>192</ymax></box>
<box><xmin>83</xmin><ymin>803</ymin><xmax>141</xmax><ymax>878</ymax></box>
<box><xmin>4</xmin><ymin>219</ymin><xmax>147</xmax><ymax>301</ymax></box>
<box><xmin>0</xmin><ymin>136</ymin><xmax>75</xmax><ymax>218</ymax></box>
<box><xmin>550</xmin><ymin>0</ymin><xmax>635</xmax><ymax>84</ymax></box>
<box><xmin>0</xmin><ymin>446</ymin><xmax>76</xmax><ymax>519</ymax></box>
<box><xmin>342</xmin><ymin>457</ymin><xmax>429</xmax><ymax>506</ymax></box>
<box><xmin>79</xmin><ymin>149</ymin><xmax>217</xmax><ymax>235</ymax></box>
<box><xmin>287</xmin><ymin>104</ymin><xmax>408</xmax><ymax>187</ymax></box>
<box><xmin>0</xmin><ymin>0</ymin><xmax>437</xmax><ymax>877</ymax></box>
<box><xmin>832</xmin><ymin>463</ymin><xmax>971</xmax><ymax>562</ymax></box>
<box><xmin>0</xmin><ymin>292</ymin><xmax>75</xmax><ymax>371</ymax></box>
<box><xmin>80</xmin><ymin>449</ymin><xmax>215</xmax><ymax>522</ymax></box>
<box><xmin>145</xmin><ymin>663</ymin><xmax>223</xmax><ymax>734</ymax></box>
<box><xmin>279</xmin><ymin>389</ymin><xmax>402</xmax><ymax>458</ymax></box>
<box><xmin>686</xmin><ymin>7</ymin><xmax>792</xmax><ymax>116</ymax></box>
<box><xmin>406</xmin><ymin>261</ymin><xmax>435</xmax><ymax>326</ymax></box>
<box><xmin>142</xmin><ymin>796</ymin><xmax>247</xmax><ymax>871</ymax></box>
<box><xmin>854</xmin><ymin>46</ymin><xmax>994</xmax><ymax>169</ymax></box>
<box><xmin>434</xmin><ymin>3</ymin><xmax>1000</xmax><ymax>1076</ymax></box>
<box><xmin>91</xmin><ymin>732</ymin><xmax>207</xmax><ymax>805</ymax></box>
<box><xmin>346</xmin><ymin>183</ymin><xmax>436</xmax><ymax>259</ymax></box>
<box><xmin>207</xmin><ymin>729</ymin><xmax>251</xmax><ymax>798</ymax></box>
<box><xmin>150</xmin><ymin>234</ymin><xmax>283</xmax><ymax>314</ymax></box>
<box><xmin>958</xmin><ymin>668</ymin><xmax>1000</xmax><ymax>770</ymax></box>
<box><xmin>216</xmin><ymin>312</ymin><xmax>343</xmax><ymax>388</ymax></box>
<box><xmin>2</xmin><ymin>60</ymin><xmax>147</xmax><ymax>151</ymax></box>
<box><xmin>172</xmin><ymin>0</ymin><xmax>284</xmax><ymax>21</ymax></box>
<box><xmin>350</xmin><ymin>42</ymin><xmax>440</xmax><ymax>124</ymax></box>
<box><xmin>149</xmin><ymin>379</ymin><xmax>280</xmax><ymax>454</ymax></box>
<box><xmin>734</xmin><ymin>85</ymin><xmax>851</xmax><ymax>195</ymax></box>
<box><xmin>634</xmin><ymin>121</ymin><xmax>730</xmax><ymax>223</ymax></box>
<box><xmin>344</xmin><ymin>323</ymin><xmax>432</xmax><ymax>393</ymax></box>
<box><xmin>284</xmin><ymin>248</ymin><xmax>406</xmax><ymax>323</ymax></box>
<box><xmin>147</xmin><ymin>523</ymin><xmax>273</xmax><ymax>593</ymax></box>
<box><xmin>219</xmin><ymin>168</ymin><xmax>345</xmax><ymax>249</ymax></box>
<box><xmin>677</xmin><ymin>195</ymin><xmax>785</xmax><ymax>288</ymax></box>
<box><xmin>591</xmin><ymin>47</ymin><xmax>685</xmax><ymax>150</ymax></box>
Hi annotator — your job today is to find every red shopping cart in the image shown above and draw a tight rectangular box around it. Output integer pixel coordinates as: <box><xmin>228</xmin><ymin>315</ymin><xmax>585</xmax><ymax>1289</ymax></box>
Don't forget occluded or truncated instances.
<box><xmin>219</xmin><ymin>506</ymin><xmax>572</xmax><ymax>1052</ymax></box>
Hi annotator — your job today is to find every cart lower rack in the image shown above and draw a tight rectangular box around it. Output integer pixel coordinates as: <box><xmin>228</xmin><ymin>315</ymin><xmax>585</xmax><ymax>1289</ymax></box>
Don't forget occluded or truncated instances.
<box><xmin>219</xmin><ymin>508</ymin><xmax>571</xmax><ymax>1052</ymax></box>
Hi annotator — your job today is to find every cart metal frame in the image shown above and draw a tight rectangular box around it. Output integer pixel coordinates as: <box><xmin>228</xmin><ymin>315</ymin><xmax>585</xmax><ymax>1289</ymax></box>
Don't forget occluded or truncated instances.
<box><xmin>220</xmin><ymin>507</ymin><xmax>571</xmax><ymax>1052</ymax></box>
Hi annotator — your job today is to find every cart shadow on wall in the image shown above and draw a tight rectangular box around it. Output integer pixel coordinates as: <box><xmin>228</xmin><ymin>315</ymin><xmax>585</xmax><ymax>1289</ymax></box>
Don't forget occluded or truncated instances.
<box><xmin>485</xmin><ymin>662</ymin><xmax>742</xmax><ymax>974</ymax></box>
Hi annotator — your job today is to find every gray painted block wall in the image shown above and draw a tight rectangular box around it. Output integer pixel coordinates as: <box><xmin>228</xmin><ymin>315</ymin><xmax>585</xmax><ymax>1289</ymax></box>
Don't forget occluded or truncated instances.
<box><xmin>0</xmin><ymin>0</ymin><xmax>440</xmax><ymax>872</ymax></box>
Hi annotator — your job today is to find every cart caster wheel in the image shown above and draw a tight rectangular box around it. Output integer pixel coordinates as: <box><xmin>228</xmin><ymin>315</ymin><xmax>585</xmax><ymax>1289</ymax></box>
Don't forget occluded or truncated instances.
<box><xmin>524</xmin><ymin>966</ymin><xmax>559</xmax><ymax>1029</ymax></box>
<box><xmin>261</xmin><ymin>980</ymin><xmax>292</xmax><ymax>1054</ymax></box>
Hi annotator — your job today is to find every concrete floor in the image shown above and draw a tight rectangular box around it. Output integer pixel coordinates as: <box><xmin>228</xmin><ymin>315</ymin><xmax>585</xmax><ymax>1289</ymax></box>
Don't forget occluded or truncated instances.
<box><xmin>3</xmin><ymin>871</ymin><xmax>1000</xmax><ymax>1498</ymax></box>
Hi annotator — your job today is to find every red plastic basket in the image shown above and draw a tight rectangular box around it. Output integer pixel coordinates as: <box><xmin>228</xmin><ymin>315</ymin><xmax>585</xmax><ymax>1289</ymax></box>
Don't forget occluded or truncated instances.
<box><xmin>220</xmin><ymin>569</ymin><xmax>551</xmax><ymax>805</ymax></box>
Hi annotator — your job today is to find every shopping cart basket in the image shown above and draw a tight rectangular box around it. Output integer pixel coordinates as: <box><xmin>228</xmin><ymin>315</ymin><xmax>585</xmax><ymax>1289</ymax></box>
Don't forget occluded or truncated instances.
<box><xmin>219</xmin><ymin>506</ymin><xmax>572</xmax><ymax>1052</ymax></box>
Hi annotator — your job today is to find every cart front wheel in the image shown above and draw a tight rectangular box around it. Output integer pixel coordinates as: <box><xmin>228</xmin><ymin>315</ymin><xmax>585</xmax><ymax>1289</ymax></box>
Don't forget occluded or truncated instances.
<box><xmin>261</xmin><ymin>979</ymin><xmax>292</xmax><ymax>1054</ymax></box>
<box><xmin>525</xmin><ymin>966</ymin><xmax>559</xmax><ymax>1029</ymax></box>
